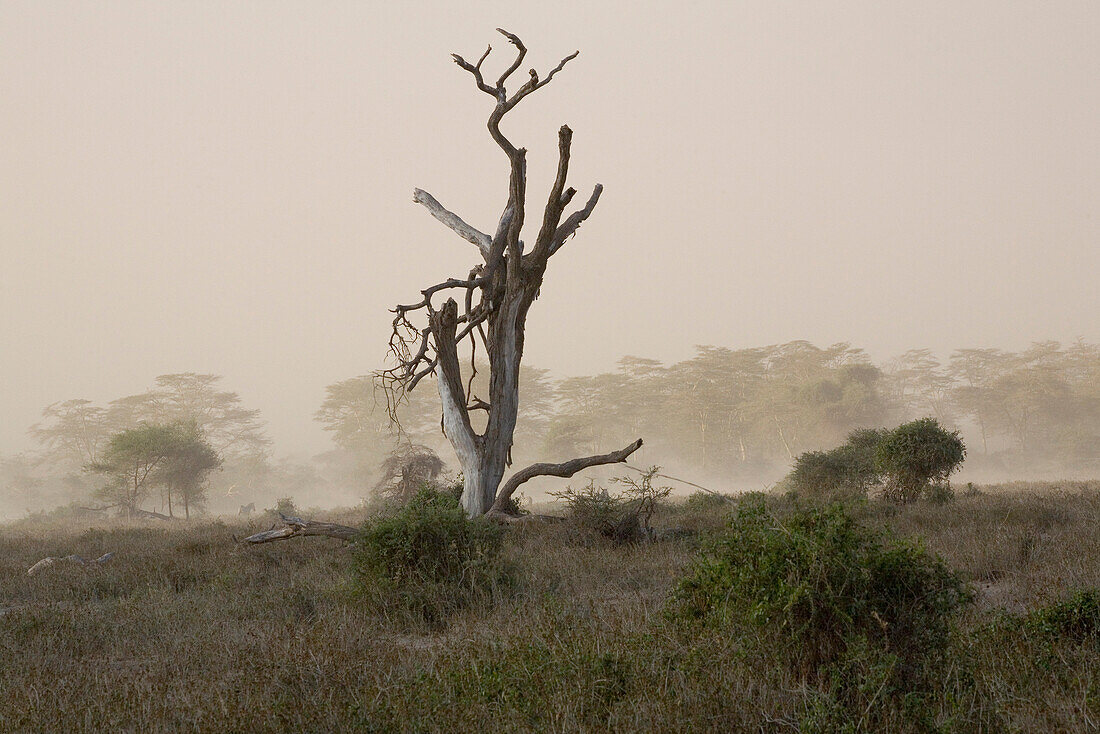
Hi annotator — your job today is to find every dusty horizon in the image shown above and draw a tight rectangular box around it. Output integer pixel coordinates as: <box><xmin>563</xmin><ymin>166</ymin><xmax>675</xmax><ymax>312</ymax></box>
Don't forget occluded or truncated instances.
<box><xmin>3</xmin><ymin>1</ymin><xmax>1099</xmax><ymax>460</ymax></box>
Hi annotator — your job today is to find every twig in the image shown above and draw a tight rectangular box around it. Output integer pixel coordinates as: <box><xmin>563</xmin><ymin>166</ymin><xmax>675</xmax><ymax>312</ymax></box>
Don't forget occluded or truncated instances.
<box><xmin>621</xmin><ymin>463</ymin><xmax>735</xmax><ymax>501</ymax></box>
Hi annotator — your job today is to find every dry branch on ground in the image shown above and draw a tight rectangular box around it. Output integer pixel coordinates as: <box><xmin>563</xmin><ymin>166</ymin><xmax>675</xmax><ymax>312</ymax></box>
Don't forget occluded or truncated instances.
<box><xmin>27</xmin><ymin>552</ymin><xmax>114</xmax><ymax>576</ymax></box>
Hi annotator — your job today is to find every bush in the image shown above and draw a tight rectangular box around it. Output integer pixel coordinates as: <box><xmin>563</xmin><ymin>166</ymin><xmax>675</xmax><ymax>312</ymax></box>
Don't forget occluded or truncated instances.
<box><xmin>683</xmin><ymin>490</ymin><xmax>735</xmax><ymax>512</ymax></box>
<box><xmin>1028</xmin><ymin>589</ymin><xmax>1100</xmax><ymax>641</ymax></box>
<box><xmin>924</xmin><ymin>481</ymin><xmax>955</xmax><ymax>505</ymax></box>
<box><xmin>352</xmin><ymin>486</ymin><xmax>510</xmax><ymax>628</ymax></box>
<box><xmin>875</xmin><ymin>418</ymin><xmax>966</xmax><ymax>503</ymax></box>
<box><xmin>786</xmin><ymin>428</ymin><xmax>886</xmax><ymax>500</ymax></box>
<box><xmin>668</xmin><ymin>500</ymin><xmax>971</xmax><ymax>691</ymax></box>
<box><xmin>267</xmin><ymin>496</ymin><xmax>299</xmax><ymax>518</ymax></box>
<box><xmin>550</xmin><ymin>467</ymin><xmax>672</xmax><ymax>544</ymax></box>
<box><xmin>550</xmin><ymin>480</ymin><xmax>630</xmax><ymax>540</ymax></box>
<box><xmin>372</xmin><ymin>444</ymin><xmax>446</xmax><ymax>507</ymax></box>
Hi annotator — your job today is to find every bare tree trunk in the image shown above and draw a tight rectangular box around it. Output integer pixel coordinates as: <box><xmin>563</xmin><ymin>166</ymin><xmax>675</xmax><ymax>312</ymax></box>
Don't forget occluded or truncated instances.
<box><xmin>384</xmin><ymin>30</ymin><xmax>642</xmax><ymax>517</ymax></box>
<box><xmin>774</xmin><ymin>417</ymin><xmax>795</xmax><ymax>460</ymax></box>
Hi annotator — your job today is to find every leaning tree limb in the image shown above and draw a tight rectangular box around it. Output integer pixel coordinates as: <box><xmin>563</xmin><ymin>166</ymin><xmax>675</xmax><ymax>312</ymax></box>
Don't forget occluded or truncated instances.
<box><xmin>488</xmin><ymin>439</ymin><xmax>644</xmax><ymax>517</ymax></box>
<box><xmin>27</xmin><ymin>552</ymin><xmax>114</xmax><ymax>576</ymax></box>
<box><xmin>241</xmin><ymin>514</ymin><xmax>359</xmax><ymax>544</ymax></box>
<box><xmin>412</xmin><ymin>189</ymin><xmax>492</xmax><ymax>257</ymax></box>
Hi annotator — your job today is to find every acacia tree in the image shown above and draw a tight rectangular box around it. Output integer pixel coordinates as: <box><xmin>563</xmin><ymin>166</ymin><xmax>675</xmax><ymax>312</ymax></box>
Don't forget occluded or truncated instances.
<box><xmin>383</xmin><ymin>29</ymin><xmax>642</xmax><ymax>517</ymax></box>
<box><xmin>91</xmin><ymin>423</ymin><xmax>177</xmax><ymax>516</ymax></box>
<box><xmin>161</xmin><ymin>422</ymin><xmax>222</xmax><ymax>519</ymax></box>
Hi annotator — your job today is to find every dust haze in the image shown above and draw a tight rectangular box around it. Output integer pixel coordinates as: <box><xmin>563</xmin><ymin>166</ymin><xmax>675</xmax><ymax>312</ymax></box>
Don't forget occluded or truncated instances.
<box><xmin>2</xmin><ymin>1</ymin><xmax>1099</xmax><ymax>518</ymax></box>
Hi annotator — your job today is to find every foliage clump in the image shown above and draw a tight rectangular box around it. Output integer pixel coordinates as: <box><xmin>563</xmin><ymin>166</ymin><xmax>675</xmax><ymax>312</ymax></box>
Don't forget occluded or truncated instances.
<box><xmin>875</xmin><ymin>418</ymin><xmax>966</xmax><ymax>503</ymax></box>
<box><xmin>786</xmin><ymin>427</ymin><xmax>886</xmax><ymax>500</ymax></box>
<box><xmin>266</xmin><ymin>496</ymin><xmax>299</xmax><ymax>518</ymax></box>
<box><xmin>371</xmin><ymin>444</ymin><xmax>446</xmax><ymax>508</ymax></box>
<box><xmin>1027</xmin><ymin>589</ymin><xmax>1100</xmax><ymax>641</ymax></box>
<box><xmin>668</xmin><ymin>500</ymin><xmax>971</xmax><ymax>702</ymax></box>
<box><xmin>90</xmin><ymin>420</ymin><xmax>220</xmax><ymax>517</ymax></box>
<box><xmin>786</xmin><ymin>419</ymin><xmax>966</xmax><ymax>504</ymax></box>
<box><xmin>550</xmin><ymin>467</ymin><xmax>671</xmax><ymax>544</ymax></box>
<box><xmin>352</xmin><ymin>486</ymin><xmax>510</xmax><ymax>628</ymax></box>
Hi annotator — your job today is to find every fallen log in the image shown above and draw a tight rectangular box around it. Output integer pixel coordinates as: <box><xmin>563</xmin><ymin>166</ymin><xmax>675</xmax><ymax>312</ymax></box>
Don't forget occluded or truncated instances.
<box><xmin>27</xmin><ymin>552</ymin><xmax>114</xmax><ymax>576</ymax></box>
<box><xmin>242</xmin><ymin>514</ymin><xmax>360</xmax><ymax>544</ymax></box>
<box><xmin>134</xmin><ymin>508</ymin><xmax>176</xmax><ymax>521</ymax></box>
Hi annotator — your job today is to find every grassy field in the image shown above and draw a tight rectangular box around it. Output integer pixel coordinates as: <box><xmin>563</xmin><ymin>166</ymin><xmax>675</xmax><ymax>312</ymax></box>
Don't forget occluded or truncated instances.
<box><xmin>3</xmin><ymin>482</ymin><xmax>1100</xmax><ymax>732</ymax></box>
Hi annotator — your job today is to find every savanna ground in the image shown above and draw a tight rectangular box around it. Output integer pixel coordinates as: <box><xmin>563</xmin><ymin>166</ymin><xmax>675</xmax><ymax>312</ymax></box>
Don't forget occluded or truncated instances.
<box><xmin>3</xmin><ymin>482</ymin><xmax>1100</xmax><ymax>733</ymax></box>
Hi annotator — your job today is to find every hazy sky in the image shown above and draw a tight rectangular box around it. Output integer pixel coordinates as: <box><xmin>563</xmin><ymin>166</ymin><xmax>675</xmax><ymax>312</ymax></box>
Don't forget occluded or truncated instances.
<box><xmin>2</xmin><ymin>1</ymin><xmax>1098</xmax><ymax>457</ymax></box>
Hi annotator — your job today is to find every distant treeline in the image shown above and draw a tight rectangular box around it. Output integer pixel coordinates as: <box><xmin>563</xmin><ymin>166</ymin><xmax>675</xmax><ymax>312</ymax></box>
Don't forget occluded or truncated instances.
<box><xmin>5</xmin><ymin>340</ymin><xmax>1100</xmax><ymax>517</ymax></box>
<box><xmin>319</xmin><ymin>340</ymin><xmax>1100</xmax><ymax>485</ymax></box>
<box><xmin>0</xmin><ymin>374</ymin><xmax>307</xmax><ymax>517</ymax></box>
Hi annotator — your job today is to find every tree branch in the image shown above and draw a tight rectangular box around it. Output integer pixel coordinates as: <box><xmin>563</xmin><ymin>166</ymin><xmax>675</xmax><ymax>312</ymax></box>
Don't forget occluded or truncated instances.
<box><xmin>489</xmin><ymin>438</ymin><xmax>644</xmax><ymax>515</ymax></box>
<box><xmin>531</xmin><ymin>125</ymin><xmax>573</xmax><ymax>262</ymax></box>
<box><xmin>505</xmin><ymin>50</ymin><xmax>580</xmax><ymax>109</ymax></box>
<box><xmin>430</xmin><ymin>299</ymin><xmax>479</xmax><ymax>452</ymax></box>
<box><xmin>394</xmin><ymin>276</ymin><xmax>487</xmax><ymax>318</ymax></box>
<box><xmin>413</xmin><ymin>188</ymin><xmax>492</xmax><ymax>257</ymax></box>
<box><xmin>550</xmin><ymin>184</ymin><xmax>603</xmax><ymax>256</ymax></box>
<box><xmin>494</xmin><ymin>28</ymin><xmax>526</xmax><ymax>90</ymax></box>
<box><xmin>451</xmin><ymin>47</ymin><xmax>497</xmax><ymax>98</ymax></box>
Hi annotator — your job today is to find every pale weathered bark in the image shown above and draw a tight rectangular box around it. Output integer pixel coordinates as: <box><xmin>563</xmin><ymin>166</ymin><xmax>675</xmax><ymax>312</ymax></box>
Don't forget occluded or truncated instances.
<box><xmin>27</xmin><ymin>552</ymin><xmax>114</xmax><ymax>576</ymax></box>
<box><xmin>383</xmin><ymin>30</ymin><xmax>642</xmax><ymax>517</ymax></box>
<box><xmin>241</xmin><ymin>514</ymin><xmax>359</xmax><ymax>544</ymax></box>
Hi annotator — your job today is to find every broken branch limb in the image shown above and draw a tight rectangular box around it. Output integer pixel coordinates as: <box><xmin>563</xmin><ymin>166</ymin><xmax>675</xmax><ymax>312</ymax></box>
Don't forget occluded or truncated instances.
<box><xmin>394</xmin><ymin>276</ymin><xmax>487</xmax><ymax>317</ymax></box>
<box><xmin>489</xmin><ymin>438</ymin><xmax>644</xmax><ymax>514</ymax></box>
<box><xmin>550</xmin><ymin>184</ymin><xmax>603</xmax><ymax>256</ymax></box>
<box><xmin>531</xmin><ymin>125</ymin><xmax>573</xmax><ymax>261</ymax></box>
<box><xmin>413</xmin><ymin>189</ymin><xmax>492</xmax><ymax>256</ymax></box>
<box><xmin>241</xmin><ymin>514</ymin><xmax>359</xmax><ymax>544</ymax></box>
<box><xmin>494</xmin><ymin>28</ymin><xmax>526</xmax><ymax>89</ymax></box>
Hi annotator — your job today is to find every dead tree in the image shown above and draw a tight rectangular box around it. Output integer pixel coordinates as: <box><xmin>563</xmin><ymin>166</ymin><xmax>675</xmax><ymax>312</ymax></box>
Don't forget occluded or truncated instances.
<box><xmin>382</xmin><ymin>29</ymin><xmax>642</xmax><ymax>518</ymax></box>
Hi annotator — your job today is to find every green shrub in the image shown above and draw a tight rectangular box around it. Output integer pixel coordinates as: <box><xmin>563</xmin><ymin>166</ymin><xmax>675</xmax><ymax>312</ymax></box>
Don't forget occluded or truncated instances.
<box><xmin>786</xmin><ymin>428</ymin><xmax>886</xmax><ymax>500</ymax></box>
<box><xmin>353</xmin><ymin>485</ymin><xmax>510</xmax><ymax>627</ymax></box>
<box><xmin>668</xmin><ymin>500</ymin><xmax>971</xmax><ymax>689</ymax></box>
<box><xmin>924</xmin><ymin>481</ymin><xmax>955</xmax><ymax>505</ymax></box>
<box><xmin>551</xmin><ymin>468</ymin><xmax>672</xmax><ymax>544</ymax></box>
<box><xmin>875</xmin><ymin>418</ymin><xmax>966</xmax><ymax>504</ymax></box>
<box><xmin>267</xmin><ymin>496</ymin><xmax>299</xmax><ymax>518</ymax></box>
<box><xmin>1028</xmin><ymin>589</ymin><xmax>1100</xmax><ymax>640</ymax></box>
<box><xmin>683</xmin><ymin>490</ymin><xmax>735</xmax><ymax>512</ymax></box>
<box><xmin>550</xmin><ymin>480</ymin><xmax>629</xmax><ymax>540</ymax></box>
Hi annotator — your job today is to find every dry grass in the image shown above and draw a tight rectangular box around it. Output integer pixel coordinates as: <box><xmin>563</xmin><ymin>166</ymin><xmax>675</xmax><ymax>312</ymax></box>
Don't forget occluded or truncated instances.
<box><xmin>2</xmin><ymin>483</ymin><xmax>1100</xmax><ymax>732</ymax></box>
